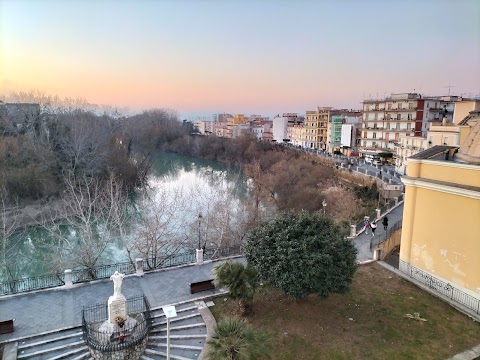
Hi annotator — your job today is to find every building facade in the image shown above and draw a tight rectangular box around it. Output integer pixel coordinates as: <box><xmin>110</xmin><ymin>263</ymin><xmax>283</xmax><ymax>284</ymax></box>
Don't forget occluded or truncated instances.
<box><xmin>400</xmin><ymin>131</ymin><xmax>480</xmax><ymax>301</ymax></box>
<box><xmin>304</xmin><ymin>107</ymin><xmax>339</xmax><ymax>150</ymax></box>
<box><xmin>360</xmin><ymin>93</ymin><xmax>441</xmax><ymax>157</ymax></box>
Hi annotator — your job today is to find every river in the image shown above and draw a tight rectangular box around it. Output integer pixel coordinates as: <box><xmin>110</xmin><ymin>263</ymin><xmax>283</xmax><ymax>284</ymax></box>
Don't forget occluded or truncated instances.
<box><xmin>2</xmin><ymin>152</ymin><xmax>247</xmax><ymax>280</ymax></box>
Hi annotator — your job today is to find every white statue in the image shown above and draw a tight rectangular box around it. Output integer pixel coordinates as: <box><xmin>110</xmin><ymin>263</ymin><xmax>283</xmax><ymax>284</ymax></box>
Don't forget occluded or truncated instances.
<box><xmin>110</xmin><ymin>271</ymin><xmax>125</xmax><ymax>298</ymax></box>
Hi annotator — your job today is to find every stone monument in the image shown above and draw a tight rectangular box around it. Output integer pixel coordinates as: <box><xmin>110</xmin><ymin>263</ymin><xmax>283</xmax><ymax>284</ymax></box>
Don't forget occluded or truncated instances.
<box><xmin>99</xmin><ymin>271</ymin><xmax>136</xmax><ymax>334</ymax></box>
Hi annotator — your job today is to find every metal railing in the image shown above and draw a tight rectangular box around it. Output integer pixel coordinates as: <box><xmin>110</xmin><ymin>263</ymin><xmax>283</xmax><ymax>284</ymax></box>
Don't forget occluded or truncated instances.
<box><xmin>73</xmin><ymin>261</ymin><xmax>136</xmax><ymax>284</ymax></box>
<box><xmin>370</xmin><ymin>219</ymin><xmax>402</xmax><ymax>249</ymax></box>
<box><xmin>204</xmin><ymin>244</ymin><xmax>243</xmax><ymax>260</ymax></box>
<box><xmin>82</xmin><ymin>295</ymin><xmax>152</xmax><ymax>352</ymax></box>
<box><xmin>0</xmin><ymin>244</ymin><xmax>243</xmax><ymax>296</ymax></box>
<box><xmin>399</xmin><ymin>260</ymin><xmax>480</xmax><ymax>315</ymax></box>
<box><xmin>142</xmin><ymin>249</ymin><xmax>197</xmax><ymax>271</ymax></box>
<box><xmin>0</xmin><ymin>273</ymin><xmax>65</xmax><ymax>295</ymax></box>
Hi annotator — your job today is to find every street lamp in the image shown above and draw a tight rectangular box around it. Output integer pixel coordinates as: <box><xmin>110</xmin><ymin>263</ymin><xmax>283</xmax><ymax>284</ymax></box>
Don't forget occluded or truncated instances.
<box><xmin>162</xmin><ymin>305</ymin><xmax>177</xmax><ymax>360</ymax></box>
<box><xmin>197</xmin><ymin>213</ymin><xmax>202</xmax><ymax>250</ymax></box>
<box><xmin>322</xmin><ymin>199</ymin><xmax>327</xmax><ymax>215</ymax></box>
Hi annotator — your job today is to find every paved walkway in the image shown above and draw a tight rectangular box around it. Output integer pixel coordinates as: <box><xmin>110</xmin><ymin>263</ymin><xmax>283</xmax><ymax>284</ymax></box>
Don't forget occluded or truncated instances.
<box><xmin>0</xmin><ymin>257</ymin><xmax>243</xmax><ymax>343</ymax></box>
<box><xmin>354</xmin><ymin>203</ymin><xmax>404</xmax><ymax>262</ymax></box>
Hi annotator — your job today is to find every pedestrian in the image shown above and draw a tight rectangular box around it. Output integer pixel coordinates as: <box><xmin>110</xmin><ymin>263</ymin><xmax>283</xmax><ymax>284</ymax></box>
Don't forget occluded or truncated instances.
<box><xmin>382</xmin><ymin>216</ymin><xmax>389</xmax><ymax>231</ymax></box>
<box><xmin>371</xmin><ymin>220</ymin><xmax>377</xmax><ymax>237</ymax></box>
<box><xmin>364</xmin><ymin>218</ymin><xmax>370</xmax><ymax>235</ymax></box>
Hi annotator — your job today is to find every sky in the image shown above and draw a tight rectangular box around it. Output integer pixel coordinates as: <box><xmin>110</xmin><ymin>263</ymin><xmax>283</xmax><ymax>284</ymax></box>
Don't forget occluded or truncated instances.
<box><xmin>1</xmin><ymin>0</ymin><xmax>479</xmax><ymax>117</ymax></box>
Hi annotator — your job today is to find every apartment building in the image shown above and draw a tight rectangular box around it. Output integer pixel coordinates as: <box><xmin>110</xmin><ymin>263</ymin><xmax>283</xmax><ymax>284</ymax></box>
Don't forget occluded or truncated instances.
<box><xmin>304</xmin><ymin>107</ymin><xmax>340</xmax><ymax>150</ymax></box>
<box><xmin>226</xmin><ymin>114</ymin><xmax>248</xmax><ymax>138</ymax></box>
<box><xmin>360</xmin><ymin>93</ymin><xmax>441</xmax><ymax>157</ymax></box>
<box><xmin>251</xmin><ymin>121</ymin><xmax>271</xmax><ymax>140</ymax></box>
<box><xmin>212</xmin><ymin>113</ymin><xmax>232</xmax><ymax>123</ymax></box>
<box><xmin>286</xmin><ymin>122</ymin><xmax>304</xmax><ymax>147</ymax></box>
<box><xmin>395</xmin><ymin>103</ymin><xmax>480</xmax><ymax>174</ymax></box>
<box><xmin>273</xmin><ymin>113</ymin><xmax>302</xmax><ymax>143</ymax></box>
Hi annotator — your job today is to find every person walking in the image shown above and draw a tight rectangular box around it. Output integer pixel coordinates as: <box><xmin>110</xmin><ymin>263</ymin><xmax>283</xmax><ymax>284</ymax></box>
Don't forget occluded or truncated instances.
<box><xmin>364</xmin><ymin>218</ymin><xmax>370</xmax><ymax>235</ymax></box>
<box><xmin>382</xmin><ymin>216</ymin><xmax>389</xmax><ymax>231</ymax></box>
<box><xmin>371</xmin><ymin>220</ymin><xmax>377</xmax><ymax>237</ymax></box>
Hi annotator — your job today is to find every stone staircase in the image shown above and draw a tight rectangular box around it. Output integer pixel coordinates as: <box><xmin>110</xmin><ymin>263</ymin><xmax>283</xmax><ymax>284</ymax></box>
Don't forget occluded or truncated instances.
<box><xmin>7</xmin><ymin>300</ymin><xmax>209</xmax><ymax>360</ymax></box>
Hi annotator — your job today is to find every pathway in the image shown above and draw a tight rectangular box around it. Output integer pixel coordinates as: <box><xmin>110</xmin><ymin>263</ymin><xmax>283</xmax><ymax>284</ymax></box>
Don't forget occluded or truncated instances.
<box><xmin>354</xmin><ymin>203</ymin><xmax>404</xmax><ymax>262</ymax></box>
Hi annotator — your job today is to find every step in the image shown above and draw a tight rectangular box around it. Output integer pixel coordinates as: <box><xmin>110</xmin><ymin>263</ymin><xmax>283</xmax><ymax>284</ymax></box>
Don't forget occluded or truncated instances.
<box><xmin>17</xmin><ymin>331</ymin><xmax>83</xmax><ymax>350</ymax></box>
<box><xmin>152</xmin><ymin>313</ymin><xmax>201</xmax><ymax>327</ymax></box>
<box><xmin>49</xmin><ymin>346</ymin><xmax>89</xmax><ymax>360</ymax></box>
<box><xmin>149</xmin><ymin>343</ymin><xmax>203</xmax><ymax>351</ymax></box>
<box><xmin>150</xmin><ymin>334</ymin><xmax>206</xmax><ymax>340</ymax></box>
<box><xmin>150</xmin><ymin>306</ymin><xmax>198</xmax><ymax>321</ymax></box>
<box><xmin>150</xmin><ymin>323</ymin><xmax>206</xmax><ymax>334</ymax></box>
<box><xmin>144</xmin><ymin>348</ymin><xmax>194</xmax><ymax>360</ymax></box>
<box><xmin>17</xmin><ymin>341</ymin><xmax>86</xmax><ymax>359</ymax></box>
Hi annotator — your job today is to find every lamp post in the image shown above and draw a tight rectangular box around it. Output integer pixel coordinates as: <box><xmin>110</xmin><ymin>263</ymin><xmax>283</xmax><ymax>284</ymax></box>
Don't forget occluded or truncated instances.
<box><xmin>162</xmin><ymin>305</ymin><xmax>177</xmax><ymax>360</ymax></box>
<box><xmin>197</xmin><ymin>213</ymin><xmax>202</xmax><ymax>250</ymax></box>
<box><xmin>322</xmin><ymin>199</ymin><xmax>327</xmax><ymax>215</ymax></box>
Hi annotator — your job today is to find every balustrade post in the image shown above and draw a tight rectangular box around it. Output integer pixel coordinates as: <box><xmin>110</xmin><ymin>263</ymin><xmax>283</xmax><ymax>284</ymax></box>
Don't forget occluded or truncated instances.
<box><xmin>394</xmin><ymin>197</ymin><xmax>398</xmax><ymax>205</ymax></box>
<box><xmin>196</xmin><ymin>249</ymin><xmax>204</xmax><ymax>264</ymax></box>
<box><xmin>135</xmin><ymin>258</ymin><xmax>144</xmax><ymax>276</ymax></box>
<box><xmin>376</xmin><ymin>208</ymin><xmax>381</xmax><ymax>221</ymax></box>
<box><xmin>349</xmin><ymin>224</ymin><xmax>356</xmax><ymax>237</ymax></box>
<box><xmin>64</xmin><ymin>269</ymin><xmax>73</xmax><ymax>287</ymax></box>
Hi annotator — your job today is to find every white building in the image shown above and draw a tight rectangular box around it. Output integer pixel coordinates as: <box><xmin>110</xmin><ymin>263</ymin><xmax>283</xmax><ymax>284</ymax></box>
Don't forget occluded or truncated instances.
<box><xmin>360</xmin><ymin>93</ymin><xmax>443</xmax><ymax>157</ymax></box>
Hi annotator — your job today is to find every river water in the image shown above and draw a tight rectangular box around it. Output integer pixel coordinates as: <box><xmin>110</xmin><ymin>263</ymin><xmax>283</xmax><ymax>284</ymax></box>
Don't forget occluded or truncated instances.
<box><xmin>3</xmin><ymin>152</ymin><xmax>247</xmax><ymax>280</ymax></box>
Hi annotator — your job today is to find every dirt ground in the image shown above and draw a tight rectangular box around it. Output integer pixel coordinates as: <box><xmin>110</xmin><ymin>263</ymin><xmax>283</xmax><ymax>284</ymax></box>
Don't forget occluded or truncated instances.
<box><xmin>211</xmin><ymin>263</ymin><xmax>480</xmax><ymax>360</ymax></box>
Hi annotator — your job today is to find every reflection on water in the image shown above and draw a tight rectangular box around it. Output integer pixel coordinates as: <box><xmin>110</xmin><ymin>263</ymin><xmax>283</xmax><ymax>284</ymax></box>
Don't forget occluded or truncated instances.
<box><xmin>2</xmin><ymin>152</ymin><xmax>247</xmax><ymax>280</ymax></box>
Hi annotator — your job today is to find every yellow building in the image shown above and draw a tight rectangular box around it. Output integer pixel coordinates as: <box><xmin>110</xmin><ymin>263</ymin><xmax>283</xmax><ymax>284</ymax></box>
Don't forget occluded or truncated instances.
<box><xmin>304</xmin><ymin>107</ymin><xmax>338</xmax><ymax>150</ymax></box>
<box><xmin>452</xmin><ymin>99</ymin><xmax>480</xmax><ymax>124</ymax></box>
<box><xmin>400</xmin><ymin>119</ymin><xmax>480</xmax><ymax>305</ymax></box>
<box><xmin>226</xmin><ymin>114</ymin><xmax>248</xmax><ymax>138</ymax></box>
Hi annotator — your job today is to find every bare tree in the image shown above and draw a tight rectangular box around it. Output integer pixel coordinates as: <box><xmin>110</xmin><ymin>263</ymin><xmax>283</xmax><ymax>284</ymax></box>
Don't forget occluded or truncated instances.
<box><xmin>0</xmin><ymin>186</ymin><xmax>23</xmax><ymax>283</ymax></box>
<box><xmin>127</xmin><ymin>184</ymin><xmax>190</xmax><ymax>270</ymax></box>
<box><xmin>39</xmin><ymin>172</ymin><xmax>128</xmax><ymax>277</ymax></box>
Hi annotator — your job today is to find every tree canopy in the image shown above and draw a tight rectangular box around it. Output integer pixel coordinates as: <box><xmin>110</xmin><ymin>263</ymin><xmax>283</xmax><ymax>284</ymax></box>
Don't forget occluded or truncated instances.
<box><xmin>245</xmin><ymin>211</ymin><xmax>357</xmax><ymax>300</ymax></box>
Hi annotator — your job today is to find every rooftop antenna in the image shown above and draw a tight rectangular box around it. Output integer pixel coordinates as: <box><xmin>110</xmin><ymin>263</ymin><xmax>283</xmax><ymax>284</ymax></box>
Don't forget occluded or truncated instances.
<box><xmin>443</xmin><ymin>84</ymin><xmax>456</xmax><ymax>96</ymax></box>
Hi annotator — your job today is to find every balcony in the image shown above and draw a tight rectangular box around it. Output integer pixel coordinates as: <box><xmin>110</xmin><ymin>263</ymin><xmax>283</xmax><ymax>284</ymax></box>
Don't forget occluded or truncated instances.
<box><xmin>385</xmin><ymin>107</ymin><xmax>418</xmax><ymax>112</ymax></box>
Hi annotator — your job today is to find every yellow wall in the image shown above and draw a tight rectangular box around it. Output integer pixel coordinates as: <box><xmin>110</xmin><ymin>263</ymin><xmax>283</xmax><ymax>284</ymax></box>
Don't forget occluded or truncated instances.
<box><xmin>400</xmin><ymin>185</ymin><xmax>480</xmax><ymax>293</ymax></box>
<box><xmin>407</xmin><ymin>160</ymin><xmax>480</xmax><ymax>188</ymax></box>
<box><xmin>453</xmin><ymin>100</ymin><xmax>480</xmax><ymax>124</ymax></box>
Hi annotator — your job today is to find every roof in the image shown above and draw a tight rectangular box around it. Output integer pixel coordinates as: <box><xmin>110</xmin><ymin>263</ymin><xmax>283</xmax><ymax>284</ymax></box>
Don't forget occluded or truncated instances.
<box><xmin>456</xmin><ymin>120</ymin><xmax>480</xmax><ymax>164</ymax></box>
<box><xmin>409</xmin><ymin>145</ymin><xmax>457</xmax><ymax>160</ymax></box>
<box><xmin>457</xmin><ymin>110</ymin><xmax>480</xmax><ymax>126</ymax></box>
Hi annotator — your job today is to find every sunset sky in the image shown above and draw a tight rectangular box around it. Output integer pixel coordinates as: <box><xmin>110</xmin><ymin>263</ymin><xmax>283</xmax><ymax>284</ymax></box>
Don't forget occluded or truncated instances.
<box><xmin>1</xmin><ymin>0</ymin><xmax>479</xmax><ymax>117</ymax></box>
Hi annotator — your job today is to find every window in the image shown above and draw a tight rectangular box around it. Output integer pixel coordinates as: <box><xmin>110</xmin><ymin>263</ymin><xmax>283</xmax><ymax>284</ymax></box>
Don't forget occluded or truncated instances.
<box><xmin>386</xmin><ymin>123</ymin><xmax>390</xmax><ymax>129</ymax></box>
<box><xmin>396</xmin><ymin>123</ymin><xmax>400</xmax><ymax>130</ymax></box>
<box><xmin>373</xmin><ymin>133</ymin><xmax>377</xmax><ymax>139</ymax></box>
<box><xmin>408</xmin><ymin>114</ymin><xmax>412</xmax><ymax>120</ymax></box>
<box><xmin>407</xmin><ymin>123</ymin><xmax>411</xmax><ymax>130</ymax></box>
<box><xmin>397</xmin><ymin>114</ymin><xmax>401</xmax><ymax>120</ymax></box>
<box><xmin>398</xmin><ymin>103</ymin><xmax>402</xmax><ymax>110</ymax></box>
<box><xmin>444</xmin><ymin>136</ymin><xmax>449</xmax><ymax>145</ymax></box>
<box><xmin>409</xmin><ymin>102</ymin><xmax>414</xmax><ymax>109</ymax></box>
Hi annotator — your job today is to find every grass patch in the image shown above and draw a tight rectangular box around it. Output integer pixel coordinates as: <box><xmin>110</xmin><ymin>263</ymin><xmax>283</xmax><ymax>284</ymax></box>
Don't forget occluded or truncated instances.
<box><xmin>210</xmin><ymin>263</ymin><xmax>480</xmax><ymax>360</ymax></box>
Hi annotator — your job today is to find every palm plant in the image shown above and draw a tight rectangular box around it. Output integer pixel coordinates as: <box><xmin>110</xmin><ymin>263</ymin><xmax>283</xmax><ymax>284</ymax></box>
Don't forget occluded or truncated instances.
<box><xmin>206</xmin><ymin>317</ymin><xmax>271</xmax><ymax>360</ymax></box>
<box><xmin>214</xmin><ymin>262</ymin><xmax>258</xmax><ymax>315</ymax></box>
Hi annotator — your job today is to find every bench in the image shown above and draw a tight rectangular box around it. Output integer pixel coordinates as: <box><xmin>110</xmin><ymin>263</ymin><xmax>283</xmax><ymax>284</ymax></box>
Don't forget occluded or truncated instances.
<box><xmin>190</xmin><ymin>279</ymin><xmax>215</xmax><ymax>294</ymax></box>
<box><xmin>0</xmin><ymin>319</ymin><xmax>14</xmax><ymax>335</ymax></box>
